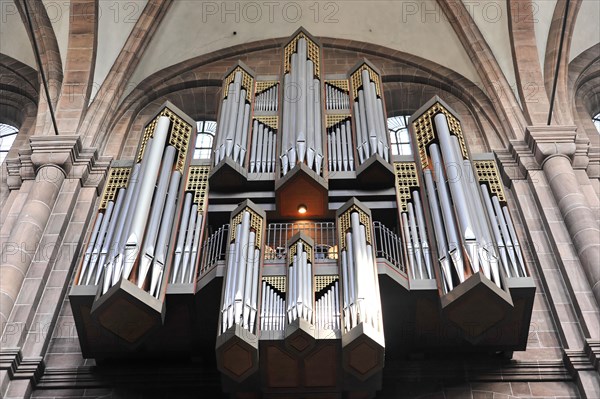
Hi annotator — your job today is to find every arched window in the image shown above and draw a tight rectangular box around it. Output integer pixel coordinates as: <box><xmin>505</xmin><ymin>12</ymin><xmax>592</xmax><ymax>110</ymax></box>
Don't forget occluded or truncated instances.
<box><xmin>387</xmin><ymin>116</ymin><xmax>412</xmax><ymax>156</ymax></box>
<box><xmin>0</xmin><ymin>123</ymin><xmax>18</xmax><ymax>165</ymax></box>
<box><xmin>593</xmin><ymin>113</ymin><xmax>600</xmax><ymax>133</ymax></box>
<box><xmin>194</xmin><ymin>121</ymin><xmax>217</xmax><ymax>160</ymax></box>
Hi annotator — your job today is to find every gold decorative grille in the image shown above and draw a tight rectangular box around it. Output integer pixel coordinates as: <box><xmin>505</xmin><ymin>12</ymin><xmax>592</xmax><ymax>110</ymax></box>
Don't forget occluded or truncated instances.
<box><xmin>326</xmin><ymin>79</ymin><xmax>349</xmax><ymax>92</ymax></box>
<box><xmin>326</xmin><ymin>114</ymin><xmax>351</xmax><ymax>129</ymax></box>
<box><xmin>474</xmin><ymin>160</ymin><xmax>506</xmax><ymax>203</ymax></box>
<box><xmin>255</xmin><ymin>81</ymin><xmax>279</xmax><ymax>94</ymax></box>
<box><xmin>394</xmin><ymin>162</ymin><xmax>419</xmax><ymax>212</ymax></box>
<box><xmin>288</xmin><ymin>239</ymin><xmax>314</xmax><ymax>265</ymax></box>
<box><xmin>230</xmin><ymin>207</ymin><xmax>264</xmax><ymax>247</ymax></box>
<box><xmin>254</xmin><ymin>116</ymin><xmax>279</xmax><ymax>131</ymax></box>
<box><xmin>223</xmin><ymin>66</ymin><xmax>254</xmax><ymax>102</ymax></box>
<box><xmin>186</xmin><ymin>166</ymin><xmax>210</xmax><ymax>213</ymax></box>
<box><xmin>99</xmin><ymin>167</ymin><xmax>131</xmax><ymax>210</ymax></box>
<box><xmin>412</xmin><ymin>102</ymin><xmax>467</xmax><ymax>169</ymax></box>
<box><xmin>264</xmin><ymin>276</ymin><xmax>286</xmax><ymax>293</ymax></box>
<box><xmin>337</xmin><ymin>206</ymin><xmax>373</xmax><ymax>251</ymax></box>
<box><xmin>136</xmin><ymin>108</ymin><xmax>193</xmax><ymax>172</ymax></box>
<box><xmin>315</xmin><ymin>275</ymin><xmax>338</xmax><ymax>292</ymax></box>
<box><xmin>284</xmin><ymin>32</ymin><xmax>321</xmax><ymax>77</ymax></box>
<box><xmin>350</xmin><ymin>64</ymin><xmax>381</xmax><ymax>100</ymax></box>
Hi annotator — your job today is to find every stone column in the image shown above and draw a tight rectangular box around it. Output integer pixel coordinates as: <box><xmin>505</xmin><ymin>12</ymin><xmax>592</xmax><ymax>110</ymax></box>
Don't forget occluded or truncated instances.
<box><xmin>527</xmin><ymin>127</ymin><xmax>600</xmax><ymax>304</ymax></box>
<box><xmin>0</xmin><ymin>136</ymin><xmax>79</xmax><ymax>333</ymax></box>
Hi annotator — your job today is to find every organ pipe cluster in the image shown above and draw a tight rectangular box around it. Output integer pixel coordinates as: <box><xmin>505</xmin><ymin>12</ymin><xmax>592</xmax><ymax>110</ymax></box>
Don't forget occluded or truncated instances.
<box><xmin>350</xmin><ymin>64</ymin><xmax>390</xmax><ymax>164</ymax></box>
<box><xmin>260</xmin><ymin>280</ymin><xmax>286</xmax><ymax>331</ymax></box>
<box><xmin>337</xmin><ymin>200</ymin><xmax>383</xmax><ymax>333</ymax></box>
<box><xmin>407</xmin><ymin>100</ymin><xmax>528</xmax><ymax>294</ymax></box>
<box><xmin>77</xmin><ymin>110</ymin><xmax>200</xmax><ymax>301</ymax></box>
<box><xmin>220</xmin><ymin>203</ymin><xmax>265</xmax><ymax>335</ymax></box>
<box><xmin>286</xmin><ymin>234</ymin><xmax>314</xmax><ymax>324</ymax></box>
<box><xmin>315</xmin><ymin>280</ymin><xmax>340</xmax><ymax>330</ymax></box>
<box><xmin>280</xmin><ymin>34</ymin><xmax>324</xmax><ymax>176</ymax></box>
<box><xmin>214</xmin><ymin>66</ymin><xmax>254</xmax><ymax>168</ymax></box>
<box><xmin>254</xmin><ymin>82</ymin><xmax>279</xmax><ymax>112</ymax></box>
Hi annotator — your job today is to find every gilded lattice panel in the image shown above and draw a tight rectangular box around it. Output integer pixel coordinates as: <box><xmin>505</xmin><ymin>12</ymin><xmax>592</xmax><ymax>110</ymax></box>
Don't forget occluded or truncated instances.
<box><xmin>326</xmin><ymin>114</ymin><xmax>351</xmax><ymax>129</ymax></box>
<box><xmin>315</xmin><ymin>275</ymin><xmax>338</xmax><ymax>292</ymax></box>
<box><xmin>474</xmin><ymin>160</ymin><xmax>506</xmax><ymax>203</ymax></box>
<box><xmin>255</xmin><ymin>116</ymin><xmax>279</xmax><ymax>131</ymax></box>
<box><xmin>136</xmin><ymin>108</ymin><xmax>193</xmax><ymax>172</ymax></box>
<box><xmin>394</xmin><ymin>162</ymin><xmax>419</xmax><ymax>212</ymax></box>
<box><xmin>255</xmin><ymin>81</ymin><xmax>279</xmax><ymax>94</ymax></box>
<box><xmin>350</xmin><ymin>64</ymin><xmax>381</xmax><ymax>100</ymax></box>
<box><xmin>284</xmin><ymin>32</ymin><xmax>321</xmax><ymax>77</ymax></box>
<box><xmin>326</xmin><ymin>79</ymin><xmax>349</xmax><ymax>92</ymax></box>
<box><xmin>99</xmin><ymin>167</ymin><xmax>131</xmax><ymax>210</ymax></box>
<box><xmin>223</xmin><ymin>66</ymin><xmax>254</xmax><ymax>102</ymax></box>
<box><xmin>412</xmin><ymin>102</ymin><xmax>468</xmax><ymax>169</ymax></box>
<box><xmin>230</xmin><ymin>207</ymin><xmax>264</xmax><ymax>247</ymax></box>
<box><xmin>264</xmin><ymin>276</ymin><xmax>286</xmax><ymax>293</ymax></box>
<box><xmin>186</xmin><ymin>166</ymin><xmax>210</xmax><ymax>213</ymax></box>
<box><xmin>337</xmin><ymin>205</ymin><xmax>373</xmax><ymax>251</ymax></box>
<box><xmin>288</xmin><ymin>239</ymin><xmax>314</xmax><ymax>265</ymax></box>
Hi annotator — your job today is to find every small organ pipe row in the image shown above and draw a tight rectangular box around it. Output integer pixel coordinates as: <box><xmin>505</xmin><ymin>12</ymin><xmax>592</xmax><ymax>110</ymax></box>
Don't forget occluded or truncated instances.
<box><xmin>352</xmin><ymin>68</ymin><xmax>389</xmax><ymax>164</ymax></box>
<box><xmin>327</xmin><ymin>119</ymin><xmax>355</xmax><ymax>172</ymax></box>
<box><xmin>280</xmin><ymin>38</ymin><xmax>323</xmax><ymax>176</ymax></box>
<box><xmin>215</xmin><ymin>70</ymin><xmax>252</xmax><ymax>167</ymax></box>
<box><xmin>220</xmin><ymin>207</ymin><xmax>263</xmax><ymax>334</ymax></box>
<box><xmin>249</xmin><ymin>120</ymin><xmax>277</xmax><ymax>174</ymax></box>
<box><xmin>326</xmin><ymin>82</ymin><xmax>349</xmax><ymax>110</ymax></box>
<box><xmin>477</xmin><ymin>169</ymin><xmax>527</xmax><ymax>279</ymax></box>
<box><xmin>315</xmin><ymin>281</ymin><xmax>340</xmax><ymax>330</ymax></box>
<box><xmin>287</xmin><ymin>238</ymin><xmax>314</xmax><ymax>324</ymax></box>
<box><xmin>254</xmin><ymin>83</ymin><xmax>279</xmax><ymax>112</ymax></box>
<box><xmin>260</xmin><ymin>282</ymin><xmax>286</xmax><ymax>331</ymax></box>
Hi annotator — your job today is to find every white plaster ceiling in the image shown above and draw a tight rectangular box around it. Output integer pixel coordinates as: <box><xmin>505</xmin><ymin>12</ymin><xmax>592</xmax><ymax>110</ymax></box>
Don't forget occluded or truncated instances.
<box><xmin>570</xmin><ymin>0</ymin><xmax>600</xmax><ymax>62</ymax></box>
<box><xmin>43</xmin><ymin>0</ymin><xmax>70</xmax><ymax>68</ymax></box>
<box><xmin>0</xmin><ymin>0</ymin><xmax>36</xmax><ymax>69</ymax></box>
<box><xmin>532</xmin><ymin>0</ymin><xmax>557</xmax><ymax>79</ymax></box>
<box><xmin>90</xmin><ymin>0</ymin><xmax>148</xmax><ymax>102</ymax></box>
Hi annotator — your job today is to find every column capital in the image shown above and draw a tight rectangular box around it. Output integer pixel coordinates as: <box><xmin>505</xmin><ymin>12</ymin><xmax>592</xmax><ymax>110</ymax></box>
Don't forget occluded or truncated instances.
<box><xmin>9</xmin><ymin>136</ymin><xmax>111</xmax><ymax>190</ymax></box>
<box><xmin>524</xmin><ymin>126</ymin><xmax>577</xmax><ymax>167</ymax></box>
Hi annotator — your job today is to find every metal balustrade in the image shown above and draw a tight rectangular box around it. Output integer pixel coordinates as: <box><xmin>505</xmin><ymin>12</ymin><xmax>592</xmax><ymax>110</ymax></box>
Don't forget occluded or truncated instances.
<box><xmin>373</xmin><ymin>221</ymin><xmax>405</xmax><ymax>274</ymax></box>
<box><xmin>199</xmin><ymin>224</ymin><xmax>230</xmax><ymax>276</ymax></box>
<box><xmin>264</xmin><ymin>222</ymin><xmax>338</xmax><ymax>261</ymax></box>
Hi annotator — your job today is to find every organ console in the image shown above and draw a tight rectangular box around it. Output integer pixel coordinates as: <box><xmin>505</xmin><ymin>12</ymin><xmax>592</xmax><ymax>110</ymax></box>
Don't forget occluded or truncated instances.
<box><xmin>69</xmin><ymin>28</ymin><xmax>534</xmax><ymax>399</ymax></box>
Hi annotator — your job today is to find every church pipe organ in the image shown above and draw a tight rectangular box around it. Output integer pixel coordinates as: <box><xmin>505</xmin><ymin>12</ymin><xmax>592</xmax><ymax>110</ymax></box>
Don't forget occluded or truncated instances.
<box><xmin>69</xmin><ymin>29</ymin><xmax>535</xmax><ymax>399</ymax></box>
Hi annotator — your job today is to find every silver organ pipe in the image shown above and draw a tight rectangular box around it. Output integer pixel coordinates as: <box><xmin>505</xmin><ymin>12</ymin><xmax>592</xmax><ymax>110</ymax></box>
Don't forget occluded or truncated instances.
<box><xmin>171</xmin><ymin>193</ymin><xmax>193</xmax><ymax>283</ymax></box>
<box><xmin>254</xmin><ymin>83</ymin><xmax>279</xmax><ymax>112</ymax></box>
<box><xmin>281</xmin><ymin>76</ymin><xmax>291</xmax><ymax>175</ymax></box>
<box><xmin>90</xmin><ymin>189</ymin><xmax>124</xmax><ymax>285</ymax></box>
<box><xmin>325</xmin><ymin>82</ymin><xmax>350</xmax><ymax>111</ymax></box>
<box><xmin>306</xmin><ymin>60</ymin><xmax>316</xmax><ymax>170</ymax></box>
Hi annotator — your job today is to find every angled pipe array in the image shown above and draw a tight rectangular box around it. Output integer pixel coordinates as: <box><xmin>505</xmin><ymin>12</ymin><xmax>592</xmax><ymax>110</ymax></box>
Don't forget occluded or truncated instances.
<box><xmin>280</xmin><ymin>37</ymin><xmax>323</xmax><ymax>176</ymax></box>
<box><xmin>326</xmin><ymin>82</ymin><xmax>350</xmax><ymax>110</ymax></box>
<box><xmin>352</xmin><ymin>66</ymin><xmax>389</xmax><ymax>164</ymax></box>
<box><xmin>286</xmin><ymin>236</ymin><xmax>314</xmax><ymax>324</ymax></box>
<box><xmin>214</xmin><ymin>69</ymin><xmax>253</xmax><ymax>167</ymax></box>
<box><xmin>249</xmin><ymin>119</ymin><xmax>277</xmax><ymax>174</ymax></box>
<box><xmin>220</xmin><ymin>204</ymin><xmax>265</xmax><ymax>335</ymax></box>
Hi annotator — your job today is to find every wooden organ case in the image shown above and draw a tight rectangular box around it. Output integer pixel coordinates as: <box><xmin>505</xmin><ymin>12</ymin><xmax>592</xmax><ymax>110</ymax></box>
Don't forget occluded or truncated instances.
<box><xmin>69</xmin><ymin>29</ymin><xmax>535</xmax><ymax>399</ymax></box>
